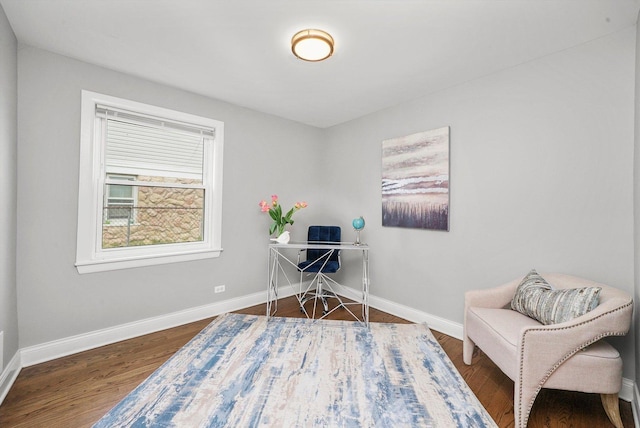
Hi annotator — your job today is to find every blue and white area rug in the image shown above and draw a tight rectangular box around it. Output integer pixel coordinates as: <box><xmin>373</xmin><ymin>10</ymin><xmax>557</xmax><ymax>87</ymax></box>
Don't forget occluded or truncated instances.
<box><xmin>94</xmin><ymin>313</ymin><xmax>496</xmax><ymax>427</ymax></box>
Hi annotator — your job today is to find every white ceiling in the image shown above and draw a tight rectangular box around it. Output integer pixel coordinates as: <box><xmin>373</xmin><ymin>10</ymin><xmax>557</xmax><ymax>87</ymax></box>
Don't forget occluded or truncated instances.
<box><xmin>1</xmin><ymin>1</ymin><xmax>639</xmax><ymax>128</ymax></box>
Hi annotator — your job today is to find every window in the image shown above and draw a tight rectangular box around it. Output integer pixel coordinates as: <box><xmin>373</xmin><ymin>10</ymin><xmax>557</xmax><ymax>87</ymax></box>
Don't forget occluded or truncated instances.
<box><xmin>76</xmin><ymin>91</ymin><xmax>224</xmax><ymax>273</ymax></box>
<box><xmin>105</xmin><ymin>175</ymin><xmax>136</xmax><ymax>224</ymax></box>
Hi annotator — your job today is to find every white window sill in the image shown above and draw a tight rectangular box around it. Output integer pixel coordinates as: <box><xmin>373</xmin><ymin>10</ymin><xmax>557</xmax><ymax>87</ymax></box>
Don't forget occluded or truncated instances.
<box><xmin>75</xmin><ymin>248</ymin><xmax>223</xmax><ymax>274</ymax></box>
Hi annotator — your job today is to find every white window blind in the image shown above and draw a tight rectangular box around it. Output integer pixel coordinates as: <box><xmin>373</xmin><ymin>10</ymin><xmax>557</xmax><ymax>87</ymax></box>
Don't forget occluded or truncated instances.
<box><xmin>99</xmin><ymin>106</ymin><xmax>211</xmax><ymax>180</ymax></box>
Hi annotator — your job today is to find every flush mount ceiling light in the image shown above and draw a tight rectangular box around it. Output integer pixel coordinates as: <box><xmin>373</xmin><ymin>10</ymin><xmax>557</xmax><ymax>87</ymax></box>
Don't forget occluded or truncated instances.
<box><xmin>291</xmin><ymin>29</ymin><xmax>334</xmax><ymax>62</ymax></box>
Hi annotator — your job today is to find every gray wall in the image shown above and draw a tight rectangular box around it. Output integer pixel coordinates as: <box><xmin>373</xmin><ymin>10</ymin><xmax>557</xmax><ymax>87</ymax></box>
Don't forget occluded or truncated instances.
<box><xmin>0</xmin><ymin>5</ymin><xmax>19</xmax><ymax>371</ymax></box>
<box><xmin>635</xmin><ymin>11</ymin><xmax>640</xmax><ymax>397</ymax></box>
<box><xmin>16</xmin><ymin>46</ymin><xmax>324</xmax><ymax>347</ymax></box>
<box><xmin>325</xmin><ymin>28</ymin><xmax>637</xmax><ymax>378</ymax></box>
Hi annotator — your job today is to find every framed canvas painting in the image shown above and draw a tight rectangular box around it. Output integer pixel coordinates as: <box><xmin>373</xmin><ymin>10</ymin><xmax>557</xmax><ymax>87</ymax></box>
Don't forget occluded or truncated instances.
<box><xmin>382</xmin><ymin>126</ymin><xmax>450</xmax><ymax>231</ymax></box>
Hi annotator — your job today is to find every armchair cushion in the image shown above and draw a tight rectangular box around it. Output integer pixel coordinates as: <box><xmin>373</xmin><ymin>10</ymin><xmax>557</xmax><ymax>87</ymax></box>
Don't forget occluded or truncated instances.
<box><xmin>466</xmin><ymin>306</ymin><xmax>622</xmax><ymax>391</ymax></box>
<box><xmin>511</xmin><ymin>269</ymin><xmax>601</xmax><ymax>325</ymax></box>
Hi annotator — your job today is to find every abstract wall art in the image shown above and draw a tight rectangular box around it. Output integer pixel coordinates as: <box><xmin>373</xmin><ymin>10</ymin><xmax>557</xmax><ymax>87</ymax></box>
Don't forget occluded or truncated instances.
<box><xmin>382</xmin><ymin>126</ymin><xmax>450</xmax><ymax>231</ymax></box>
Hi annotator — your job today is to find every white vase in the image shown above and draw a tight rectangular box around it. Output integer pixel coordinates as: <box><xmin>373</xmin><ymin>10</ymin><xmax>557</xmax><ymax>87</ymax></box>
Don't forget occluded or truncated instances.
<box><xmin>271</xmin><ymin>230</ymin><xmax>290</xmax><ymax>244</ymax></box>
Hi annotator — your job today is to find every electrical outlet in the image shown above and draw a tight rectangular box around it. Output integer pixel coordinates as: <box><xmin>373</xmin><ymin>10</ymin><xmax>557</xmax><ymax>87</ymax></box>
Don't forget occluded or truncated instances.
<box><xmin>214</xmin><ymin>285</ymin><xmax>226</xmax><ymax>293</ymax></box>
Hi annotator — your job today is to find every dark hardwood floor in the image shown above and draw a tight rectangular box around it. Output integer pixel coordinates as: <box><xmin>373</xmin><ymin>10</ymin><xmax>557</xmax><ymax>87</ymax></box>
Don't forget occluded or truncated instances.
<box><xmin>0</xmin><ymin>296</ymin><xmax>633</xmax><ymax>427</ymax></box>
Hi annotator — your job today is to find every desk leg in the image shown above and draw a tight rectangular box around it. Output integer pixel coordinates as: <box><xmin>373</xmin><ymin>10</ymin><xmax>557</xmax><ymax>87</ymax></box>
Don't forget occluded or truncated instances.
<box><xmin>266</xmin><ymin>248</ymin><xmax>279</xmax><ymax>318</ymax></box>
<box><xmin>362</xmin><ymin>249</ymin><xmax>369</xmax><ymax>326</ymax></box>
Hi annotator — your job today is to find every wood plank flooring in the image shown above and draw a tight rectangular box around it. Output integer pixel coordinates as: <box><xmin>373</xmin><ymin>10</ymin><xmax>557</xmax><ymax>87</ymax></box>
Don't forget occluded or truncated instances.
<box><xmin>0</xmin><ymin>296</ymin><xmax>634</xmax><ymax>427</ymax></box>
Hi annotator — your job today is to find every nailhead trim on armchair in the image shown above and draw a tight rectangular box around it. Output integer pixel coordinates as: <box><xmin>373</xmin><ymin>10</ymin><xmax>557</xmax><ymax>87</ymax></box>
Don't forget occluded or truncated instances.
<box><xmin>517</xmin><ymin>301</ymin><xmax>633</xmax><ymax>427</ymax></box>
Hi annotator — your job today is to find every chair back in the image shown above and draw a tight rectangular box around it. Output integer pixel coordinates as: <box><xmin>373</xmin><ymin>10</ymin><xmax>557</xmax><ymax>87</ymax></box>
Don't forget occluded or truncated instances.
<box><xmin>307</xmin><ymin>226</ymin><xmax>341</xmax><ymax>263</ymax></box>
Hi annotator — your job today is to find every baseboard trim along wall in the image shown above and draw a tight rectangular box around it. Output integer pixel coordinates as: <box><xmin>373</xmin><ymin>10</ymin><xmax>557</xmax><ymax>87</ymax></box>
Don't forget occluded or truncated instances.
<box><xmin>19</xmin><ymin>288</ymin><xmax>295</xmax><ymax>367</ymax></box>
<box><xmin>365</xmin><ymin>290</ymin><xmax>463</xmax><ymax>339</ymax></box>
<box><xmin>0</xmin><ymin>352</ymin><xmax>21</xmax><ymax>405</ymax></box>
<box><xmin>620</xmin><ymin>377</ymin><xmax>637</xmax><ymax>406</ymax></box>
<box><xmin>633</xmin><ymin>383</ymin><xmax>640</xmax><ymax>428</ymax></box>
<box><xmin>329</xmin><ymin>283</ymin><xmax>463</xmax><ymax>338</ymax></box>
<box><xmin>0</xmin><ymin>287</ymin><xmax>637</xmax><ymax>417</ymax></box>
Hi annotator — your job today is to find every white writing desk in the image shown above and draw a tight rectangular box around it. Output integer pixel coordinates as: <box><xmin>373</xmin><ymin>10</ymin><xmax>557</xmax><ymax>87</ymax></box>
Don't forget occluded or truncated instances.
<box><xmin>267</xmin><ymin>241</ymin><xmax>370</xmax><ymax>325</ymax></box>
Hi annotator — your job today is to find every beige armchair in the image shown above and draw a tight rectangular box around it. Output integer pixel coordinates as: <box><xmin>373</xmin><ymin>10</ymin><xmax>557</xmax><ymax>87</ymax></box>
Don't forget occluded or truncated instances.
<box><xmin>463</xmin><ymin>273</ymin><xmax>633</xmax><ymax>428</ymax></box>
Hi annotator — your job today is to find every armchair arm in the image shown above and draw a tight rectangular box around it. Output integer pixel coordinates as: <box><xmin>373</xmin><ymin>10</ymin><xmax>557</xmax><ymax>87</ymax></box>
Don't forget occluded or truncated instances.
<box><xmin>464</xmin><ymin>279</ymin><xmax>520</xmax><ymax>310</ymax></box>
<box><xmin>463</xmin><ymin>278</ymin><xmax>520</xmax><ymax>363</ymax></box>
<box><xmin>515</xmin><ymin>296</ymin><xmax>633</xmax><ymax>428</ymax></box>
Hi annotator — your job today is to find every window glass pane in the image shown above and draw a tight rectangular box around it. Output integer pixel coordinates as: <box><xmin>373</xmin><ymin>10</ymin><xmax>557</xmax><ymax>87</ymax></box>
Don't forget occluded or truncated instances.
<box><xmin>108</xmin><ymin>184</ymin><xmax>133</xmax><ymax>199</ymax></box>
<box><xmin>105</xmin><ymin>119</ymin><xmax>204</xmax><ymax>183</ymax></box>
<box><xmin>102</xmin><ymin>186</ymin><xmax>204</xmax><ymax>249</ymax></box>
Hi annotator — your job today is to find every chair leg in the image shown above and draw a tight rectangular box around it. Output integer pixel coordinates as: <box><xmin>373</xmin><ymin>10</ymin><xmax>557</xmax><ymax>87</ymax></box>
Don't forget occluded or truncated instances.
<box><xmin>600</xmin><ymin>393</ymin><xmax>623</xmax><ymax>428</ymax></box>
<box><xmin>300</xmin><ymin>274</ymin><xmax>334</xmax><ymax>315</ymax></box>
<box><xmin>462</xmin><ymin>336</ymin><xmax>475</xmax><ymax>365</ymax></box>
<box><xmin>317</xmin><ymin>276</ymin><xmax>335</xmax><ymax>315</ymax></box>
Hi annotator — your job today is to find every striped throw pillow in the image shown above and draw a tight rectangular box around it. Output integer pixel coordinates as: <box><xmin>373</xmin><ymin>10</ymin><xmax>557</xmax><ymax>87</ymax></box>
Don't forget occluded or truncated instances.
<box><xmin>510</xmin><ymin>270</ymin><xmax>601</xmax><ymax>325</ymax></box>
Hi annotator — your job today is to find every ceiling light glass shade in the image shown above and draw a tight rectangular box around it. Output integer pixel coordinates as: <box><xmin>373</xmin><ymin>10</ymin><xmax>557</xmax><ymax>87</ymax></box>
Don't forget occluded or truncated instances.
<box><xmin>291</xmin><ymin>29</ymin><xmax>334</xmax><ymax>62</ymax></box>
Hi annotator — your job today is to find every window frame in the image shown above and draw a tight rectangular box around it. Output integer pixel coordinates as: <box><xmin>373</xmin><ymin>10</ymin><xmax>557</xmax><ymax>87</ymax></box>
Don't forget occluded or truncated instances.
<box><xmin>76</xmin><ymin>90</ymin><xmax>224</xmax><ymax>274</ymax></box>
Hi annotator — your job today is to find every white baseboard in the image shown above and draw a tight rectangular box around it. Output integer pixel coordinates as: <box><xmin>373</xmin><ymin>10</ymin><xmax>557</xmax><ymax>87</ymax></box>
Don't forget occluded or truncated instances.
<box><xmin>20</xmin><ymin>288</ymin><xmax>295</xmax><ymax>367</ymax></box>
<box><xmin>330</xmin><ymin>284</ymin><xmax>463</xmax><ymax>339</ymax></box>
<box><xmin>620</xmin><ymin>377</ymin><xmax>635</xmax><ymax>402</ymax></box>
<box><xmin>632</xmin><ymin>382</ymin><xmax>640</xmax><ymax>428</ymax></box>
<box><xmin>367</xmin><ymin>292</ymin><xmax>463</xmax><ymax>339</ymax></box>
<box><xmin>0</xmin><ymin>352</ymin><xmax>21</xmax><ymax>404</ymax></box>
<box><xmin>3</xmin><ymin>285</ymin><xmax>637</xmax><ymax>418</ymax></box>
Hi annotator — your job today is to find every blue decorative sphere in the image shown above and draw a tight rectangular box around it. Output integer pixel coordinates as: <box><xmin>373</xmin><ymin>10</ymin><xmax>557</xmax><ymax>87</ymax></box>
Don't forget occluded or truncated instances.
<box><xmin>352</xmin><ymin>216</ymin><xmax>365</xmax><ymax>231</ymax></box>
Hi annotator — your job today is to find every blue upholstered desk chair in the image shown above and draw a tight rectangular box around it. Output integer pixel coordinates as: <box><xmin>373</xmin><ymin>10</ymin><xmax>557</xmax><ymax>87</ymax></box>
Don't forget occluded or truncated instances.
<box><xmin>297</xmin><ymin>226</ymin><xmax>341</xmax><ymax>315</ymax></box>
